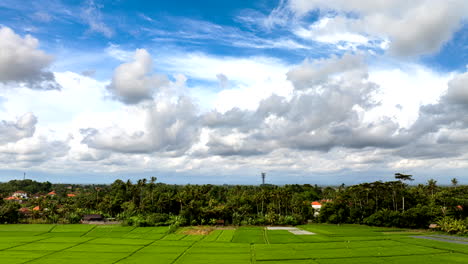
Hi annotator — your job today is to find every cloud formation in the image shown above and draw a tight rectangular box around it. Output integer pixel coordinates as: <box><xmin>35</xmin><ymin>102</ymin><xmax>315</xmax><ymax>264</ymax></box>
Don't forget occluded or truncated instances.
<box><xmin>0</xmin><ymin>136</ymin><xmax>70</xmax><ymax>164</ymax></box>
<box><xmin>201</xmin><ymin>54</ymin><xmax>403</xmax><ymax>156</ymax></box>
<box><xmin>106</xmin><ymin>49</ymin><xmax>169</xmax><ymax>104</ymax></box>
<box><xmin>0</xmin><ymin>113</ymin><xmax>37</xmax><ymax>144</ymax></box>
<box><xmin>0</xmin><ymin>112</ymin><xmax>70</xmax><ymax>166</ymax></box>
<box><xmin>284</xmin><ymin>0</ymin><xmax>468</xmax><ymax>56</ymax></box>
<box><xmin>81</xmin><ymin>97</ymin><xmax>200</xmax><ymax>155</ymax></box>
<box><xmin>0</xmin><ymin>26</ymin><xmax>60</xmax><ymax>90</ymax></box>
<box><xmin>81</xmin><ymin>0</ymin><xmax>113</xmax><ymax>38</ymax></box>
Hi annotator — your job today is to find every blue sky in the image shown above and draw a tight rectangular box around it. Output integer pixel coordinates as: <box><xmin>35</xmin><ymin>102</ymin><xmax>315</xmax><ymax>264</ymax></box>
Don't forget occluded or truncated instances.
<box><xmin>0</xmin><ymin>0</ymin><xmax>467</xmax><ymax>185</ymax></box>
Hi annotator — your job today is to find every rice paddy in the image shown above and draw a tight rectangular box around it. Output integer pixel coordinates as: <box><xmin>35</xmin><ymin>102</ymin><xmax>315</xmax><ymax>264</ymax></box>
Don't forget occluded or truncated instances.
<box><xmin>0</xmin><ymin>224</ymin><xmax>466</xmax><ymax>263</ymax></box>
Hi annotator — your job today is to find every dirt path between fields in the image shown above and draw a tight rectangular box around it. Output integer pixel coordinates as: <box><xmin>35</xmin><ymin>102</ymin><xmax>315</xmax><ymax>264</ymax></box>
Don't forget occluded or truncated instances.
<box><xmin>412</xmin><ymin>235</ymin><xmax>468</xmax><ymax>245</ymax></box>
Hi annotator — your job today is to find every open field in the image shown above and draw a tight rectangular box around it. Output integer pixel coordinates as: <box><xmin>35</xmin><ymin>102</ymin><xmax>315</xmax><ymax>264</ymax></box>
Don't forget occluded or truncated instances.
<box><xmin>0</xmin><ymin>224</ymin><xmax>466</xmax><ymax>263</ymax></box>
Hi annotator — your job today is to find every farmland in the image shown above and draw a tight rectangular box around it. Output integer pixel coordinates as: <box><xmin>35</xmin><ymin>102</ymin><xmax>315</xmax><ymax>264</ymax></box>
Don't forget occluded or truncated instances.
<box><xmin>0</xmin><ymin>224</ymin><xmax>466</xmax><ymax>263</ymax></box>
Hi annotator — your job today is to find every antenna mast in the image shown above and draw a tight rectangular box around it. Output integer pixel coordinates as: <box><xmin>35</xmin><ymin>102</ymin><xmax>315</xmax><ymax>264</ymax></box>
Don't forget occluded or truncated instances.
<box><xmin>261</xmin><ymin>172</ymin><xmax>266</xmax><ymax>185</ymax></box>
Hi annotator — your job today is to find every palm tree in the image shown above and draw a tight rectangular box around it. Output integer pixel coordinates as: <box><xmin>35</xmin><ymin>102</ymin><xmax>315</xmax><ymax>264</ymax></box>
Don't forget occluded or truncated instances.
<box><xmin>427</xmin><ymin>179</ymin><xmax>437</xmax><ymax>199</ymax></box>
<box><xmin>451</xmin><ymin>178</ymin><xmax>458</xmax><ymax>187</ymax></box>
<box><xmin>149</xmin><ymin>177</ymin><xmax>157</xmax><ymax>206</ymax></box>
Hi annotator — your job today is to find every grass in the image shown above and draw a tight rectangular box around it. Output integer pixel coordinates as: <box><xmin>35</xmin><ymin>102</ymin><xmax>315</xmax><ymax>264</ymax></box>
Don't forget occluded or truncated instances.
<box><xmin>0</xmin><ymin>223</ymin><xmax>466</xmax><ymax>263</ymax></box>
<box><xmin>231</xmin><ymin>226</ymin><xmax>265</xmax><ymax>244</ymax></box>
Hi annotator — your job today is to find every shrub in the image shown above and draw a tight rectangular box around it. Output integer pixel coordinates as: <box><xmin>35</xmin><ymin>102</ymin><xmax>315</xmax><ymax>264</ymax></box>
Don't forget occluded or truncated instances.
<box><xmin>436</xmin><ymin>217</ymin><xmax>467</xmax><ymax>235</ymax></box>
<box><xmin>364</xmin><ymin>209</ymin><xmax>401</xmax><ymax>227</ymax></box>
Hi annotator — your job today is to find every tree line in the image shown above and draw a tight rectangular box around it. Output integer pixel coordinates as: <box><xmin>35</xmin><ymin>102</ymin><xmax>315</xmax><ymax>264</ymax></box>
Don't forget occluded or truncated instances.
<box><xmin>0</xmin><ymin>176</ymin><xmax>466</xmax><ymax>234</ymax></box>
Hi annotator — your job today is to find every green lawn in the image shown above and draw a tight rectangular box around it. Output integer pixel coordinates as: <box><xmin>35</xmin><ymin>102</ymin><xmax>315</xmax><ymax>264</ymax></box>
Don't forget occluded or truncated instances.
<box><xmin>0</xmin><ymin>224</ymin><xmax>466</xmax><ymax>263</ymax></box>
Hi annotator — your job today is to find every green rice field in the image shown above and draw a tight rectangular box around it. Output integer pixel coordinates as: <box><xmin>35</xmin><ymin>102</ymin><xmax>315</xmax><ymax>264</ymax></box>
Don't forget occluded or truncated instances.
<box><xmin>0</xmin><ymin>224</ymin><xmax>466</xmax><ymax>263</ymax></box>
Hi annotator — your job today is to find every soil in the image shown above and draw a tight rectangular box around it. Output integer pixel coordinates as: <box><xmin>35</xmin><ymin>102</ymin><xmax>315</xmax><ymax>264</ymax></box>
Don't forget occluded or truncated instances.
<box><xmin>182</xmin><ymin>226</ymin><xmax>215</xmax><ymax>235</ymax></box>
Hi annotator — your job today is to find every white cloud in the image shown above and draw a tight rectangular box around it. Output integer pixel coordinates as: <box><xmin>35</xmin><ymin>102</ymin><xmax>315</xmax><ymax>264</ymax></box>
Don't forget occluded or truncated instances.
<box><xmin>366</xmin><ymin>65</ymin><xmax>452</xmax><ymax>128</ymax></box>
<box><xmin>446</xmin><ymin>72</ymin><xmax>468</xmax><ymax>105</ymax></box>
<box><xmin>156</xmin><ymin>52</ymin><xmax>294</xmax><ymax>112</ymax></box>
<box><xmin>107</xmin><ymin>49</ymin><xmax>169</xmax><ymax>104</ymax></box>
<box><xmin>0</xmin><ymin>113</ymin><xmax>37</xmax><ymax>144</ymax></box>
<box><xmin>0</xmin><ymin>135</ymin><xmax>69</xmax><ymax>166</ymax></box>
<box><xmin>0</xmin><ymin>26</ymin><xmax>60</xmax><ymax>90</ymax></box>
<box><xmin>287</xmin><ymin>0</ymin><xmax>468</xmax><ymax>56</ymax></box>
<box><xmin>293</xmin><ymin>16</ymin><xmax>372</xmax><ymax>49</ymax></box>
<box><xmin>1</xmin><ymin>40</ymin><xmax>467</xmax><ymax>178</ymax></box>
<box><xmin>81</xmin><ymin>0</ymin><xmax>113</xmax><ymax>38</ymax></box>
<box><xmin>81</xmin><ymin>96</ymin><xmax>200</xmax><ymax>155</ymax></box>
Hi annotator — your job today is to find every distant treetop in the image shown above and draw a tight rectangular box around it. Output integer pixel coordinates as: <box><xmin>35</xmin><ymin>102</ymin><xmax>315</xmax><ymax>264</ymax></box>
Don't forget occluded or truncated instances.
<box><xmin>394</xmin><ymin>173</ymin><xmax>414</xmax><ymax>181</ymax></box>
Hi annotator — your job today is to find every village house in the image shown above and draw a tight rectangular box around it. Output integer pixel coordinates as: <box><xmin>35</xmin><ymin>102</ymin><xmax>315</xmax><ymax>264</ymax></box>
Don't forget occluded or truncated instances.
<box><xmin>12</xmin><ymin>190</ymin><xmax>28</xmax><ymax>199</ymax></box>
<box><xmin>311</xmin><ymin>201</ymin><xmax>322</xmax><ymax>216</ymax></box>
<box><xmin>4</xmin><ymin>190</ymin><xmax>29</xmax><ymax>203</ymax></box>
<box><xmin>311</xmin><ymin>199</ymin><xmax>332</xmax><ymax>216</ymax></box>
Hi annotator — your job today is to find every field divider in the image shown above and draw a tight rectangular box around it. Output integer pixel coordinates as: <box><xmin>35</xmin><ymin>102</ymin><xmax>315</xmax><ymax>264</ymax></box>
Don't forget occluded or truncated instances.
<box><xmin>395</xmin><ymin>238</ymin><xmax>468</xmax><ymax>256</ymax></box>
<box><xmin>169</xmin><ymin>240</ymin><xmax>197</xmax><ymax>264</ymax></box>
<box><xmin>80</xmin><ymin>224</ymin><xmax>97</xmax><ymax>237</ymax></box>
<box><xmin>250</xmin><ymin>244</ymin><xmax>256</xmax><ymax>264</ymax></box>
<box><xmin>111</xmin><ymin>239</ymin><xmax>156</xmax><ymax>264</ymax></box>
<box><xmin>214</xmin><ymin>229</ymin><xmax>223</xmax><ymax>241</ymax></box>
<box><xmin>0</xmin><ymin>236</ymin><xmax>51</xmax><ymax>251</ymax></box>
<box><xmin>255</xmin><ymin>251</ymin><xmax>450</xmax><ymax>262</ymax></box>
<box><xmin>47</xmin><ymin>225</ymin><xmax>57</xmax><ymax>233</ymax></box>
<box><xmin>200</xmin><ymin>228</ymin><xmax>223</xmax><ymax>242</ymax></box>
<box><xmin>21</xmin><ymin>237</ymin><xmax>99</xmax><ymax>263</ymax></box>
<box><xmin>262</xmin><ymin>228</ymin><xmax>269</xmax><ymax>244</ymax></box>
<box><xmin>33</xmin><ymin>225</ymin><xmax>57</xmax><ymax>237</ymax></box>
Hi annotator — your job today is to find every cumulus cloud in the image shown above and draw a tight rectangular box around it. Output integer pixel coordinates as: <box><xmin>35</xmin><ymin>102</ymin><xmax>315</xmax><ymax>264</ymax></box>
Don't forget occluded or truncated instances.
<box><xmin>0</xmin><ymin>136</ymin><xmax>70</xmax><ymax>164</ymax></box>
<box><xmin>286</xmin><ymin>53</ymin><xmax>368</xmax><ymax>89</ymax></box>
<box><xmin>286</xmin><ymin>0</ymin><xmax>468</xmax><ymax>56</ymax></box>
<box><xmin>200</xmin><ymin>54</ymin><xmax>412</xmax><ymax>156</ymax></box>
<box><xmin>106</xmin><ymin>49</ymin><xmax>169</xmax><ymax>104</ymax></box>
<box><xmin>81</xmin><ymin>97</ymin><xmax>200</xmax><ymax>155</ymax></box>
<box><xmin>0</xmin><ymin>113</ymin><xmax>37</xmax><ymax>144</ymax></box>
<box><xmin>385</xmin><ymin>70</ymin><xmax>468</xmax><ymax>160</ymax></box>
<box><xmin>446</xmin><ymin>72</ymin><xmax>468</xmax><ymax>105</ymax></box>
<box><xmin>0</xmin><ymin>26</ymin><xmax>60</xmax><ymax>90</ymax></box>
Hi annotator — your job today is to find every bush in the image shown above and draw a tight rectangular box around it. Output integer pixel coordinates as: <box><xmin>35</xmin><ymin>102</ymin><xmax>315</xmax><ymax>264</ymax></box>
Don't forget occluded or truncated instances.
<box><xmin>167</xmin><ymin>215</ymin><xmax>186</xmax><ymax>233</ymax></box>
<box><xmin>124</xmin><ymin>213</ymin><xmax>171</xmax><ymax>227</ymax></box>
<box><xmin>401</xmin><ymin>205</ymin><xmax>435</xmax><ymax>228</ymax></box>
<box><xmin>318</xmin><ymin>202</ymin><xmax>350</xmax><ymax>224</ymax></box>
<box><xmin>436</xmin><ymin>217</ymin><xmax>467</xmax><ymax>235</ymax></box>
<box><xmin>146</xmin><ymin>213</ymin><xmax>170</xmax><ymax>226</ymax></box>
<box><xmin>0</xmin><ymin>202</ymin><xmax>20</xmax><ymax>224</ymax></box>
<box><xmin>364</xmin><ymin>209</ymin><xmax>401</xmax><ymax>227</ymax></box>
<box><xmin>66</xmin><ymin>212</ymin><xmax>82</xmax><ymax>224</ymax></box>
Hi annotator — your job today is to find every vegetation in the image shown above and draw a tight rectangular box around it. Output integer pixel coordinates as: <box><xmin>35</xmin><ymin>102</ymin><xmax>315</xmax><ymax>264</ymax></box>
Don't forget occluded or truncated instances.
<box><xmin>318</xmin><ymin>177</ymin><xmax>468</xmax><ymax>234</ymax></box>
<box><xmin>0</xmin><ymin>224</ymin><xmax>467</xmax><ymax>263</ymax></box>
<box><xmin>0</xmin><ymin>176</ymin><xmax>467</xmax><ymax>236</ymax></box>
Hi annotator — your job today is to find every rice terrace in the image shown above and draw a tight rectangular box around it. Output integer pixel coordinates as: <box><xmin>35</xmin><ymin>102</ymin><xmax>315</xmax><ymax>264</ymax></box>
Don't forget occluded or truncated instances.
<box><xmin>0</xmin><ymin>224</ymin><xmax>467</xmax><ymax>263</ymax></box>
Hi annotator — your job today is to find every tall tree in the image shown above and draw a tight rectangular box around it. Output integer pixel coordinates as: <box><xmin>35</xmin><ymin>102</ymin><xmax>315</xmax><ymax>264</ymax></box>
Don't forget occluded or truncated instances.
<box><xmin>451</xmin><ymin>178</ymin><xmax>458</xmax><ymax>187</ymax></box>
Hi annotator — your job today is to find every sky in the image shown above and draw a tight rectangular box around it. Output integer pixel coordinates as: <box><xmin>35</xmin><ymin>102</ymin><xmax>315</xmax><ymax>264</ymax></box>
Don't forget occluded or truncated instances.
<box><xmin>0</xmin><ymin>0</ymin><xmax>467</xmax><ymax>185</ymax></box>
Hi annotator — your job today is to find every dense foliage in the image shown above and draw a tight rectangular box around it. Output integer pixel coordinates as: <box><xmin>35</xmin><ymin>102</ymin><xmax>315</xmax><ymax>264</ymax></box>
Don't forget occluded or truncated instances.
<box><xmin>0</xmin><ymin>177</ymin><xmax>466</xmax><ymax>234</ymax></box>
<box><xmin>318</xmin><ymin>178</ymin><xmax>468</xmax><ymax>234</ymax></box>
<box><xmin>0</xmin><ymin>179</ymin><xmax>319</xmax><ymax>226</ymax></box>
